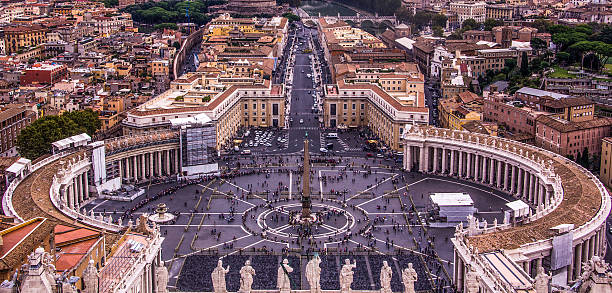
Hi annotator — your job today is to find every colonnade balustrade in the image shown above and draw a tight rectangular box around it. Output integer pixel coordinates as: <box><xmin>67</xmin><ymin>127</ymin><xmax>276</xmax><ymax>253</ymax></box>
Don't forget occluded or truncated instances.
<box><xmin>402</xmin><ymin>126</ymin><xmax>611</xmax><ymax>287</ymax></box>
<box><xmin>115</xmin><ymin>148</ymin><xmax>181</xmax><ymax>182</ymax></box>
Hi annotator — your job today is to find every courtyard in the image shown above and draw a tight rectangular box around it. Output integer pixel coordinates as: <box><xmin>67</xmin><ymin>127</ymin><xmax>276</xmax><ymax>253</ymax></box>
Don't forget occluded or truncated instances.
<box><xmin>85</xmin><ymin>154</ymin><xmax>513</xmax><ymax>292</ymax></box>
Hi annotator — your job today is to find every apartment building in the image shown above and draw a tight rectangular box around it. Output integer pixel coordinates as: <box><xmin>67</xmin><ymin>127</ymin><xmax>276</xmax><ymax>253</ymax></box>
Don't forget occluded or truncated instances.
<box><xmin>449</xmin><ymin>1</ymin><xmax>486</xmax><ymax>24</ymax></box>
<box><xmin>535</xmin><ymin>115</ymin><xmax>612</xmax><ymax>158</ymax></box>
<box><xmin>2</xmin><ymin>24</ymin><xmax>47</xmax><ymax>54</ymax></box>
<box><xmin>0</xmin><ymin>106</ymin><xmax>38</xmax><ymax>157</ymax></box>
<box><xmin>486</xmin><ymin>4</ymin><xmax>514</xmax><ymax>20</ymax></box>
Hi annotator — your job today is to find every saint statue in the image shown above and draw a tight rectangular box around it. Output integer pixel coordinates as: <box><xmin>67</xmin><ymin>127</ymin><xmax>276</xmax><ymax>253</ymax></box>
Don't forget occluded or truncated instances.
<box><xmin>534</xmin><ymin>266</ymin><xmax>551</xmax><ymax>293</ymax></box>
<box><xmin>155</xmin><ymin>261</ymin><xmax>169</xmax><ymax>293</ymax></box>
<box><xmin>380</xmin><ymin>261</ymin><xmax>393</xmax><ymax>293</ymax></box>
<box><xmin>212</xmin><ymin>259</ymin><xmax>230</xmax><ymax>293</ymax></box>
<box><xmin>465</xmin><ymin>268</ymin><xmax>479</xmax><ymax>293</ymax></box>
<box><xmin>306</xmin><ymin>254</ymin><xmax>322</xmax><ymax>293</ymax></box>
<box><xmin>402</xmin><ymin>263</ymin><xmax>417</xmax><ymax>293</ymax></box>
<box><xmin>277</xmin><ymin>259</ymin><xmax>293</xmax><ymax>293</ymax></box>
<box><xmin>340</xmin><ymin>259</ymin><xmax>357</xmax><ymax>293</ymax></box>
<box><xmin>239</xmin><ymin>260</ymin><xmax>256</xmax><ymax>293</ymax></box>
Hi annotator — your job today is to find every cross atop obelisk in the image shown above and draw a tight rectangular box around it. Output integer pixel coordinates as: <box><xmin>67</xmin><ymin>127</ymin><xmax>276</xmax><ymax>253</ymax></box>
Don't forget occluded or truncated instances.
<box><xmin>302</xmin><ymin>139</ymin><xmax>311</xmax><ymax>219</ymax></box>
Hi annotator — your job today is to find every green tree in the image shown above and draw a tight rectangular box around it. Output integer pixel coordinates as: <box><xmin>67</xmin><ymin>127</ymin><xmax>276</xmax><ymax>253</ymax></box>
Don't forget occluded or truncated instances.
<box><xmin>520</xmin><ymin>51</ymin><xmax>529</xmax><ymax>76</ymax></box>
<box><xmin>154</xmin><ymin>23</ymin><xmax>178</xmax><ymax>30</ymax></box>
<box><xmin>483</xmin><ymin>18</ymin><xmax>503</xmax><ymax>31</ymax></box>
<box><xmin>432</xmin><ymin>26</ymin><xmax>443</xmax><ymax>37</ymax></box>
<box><xmin>530</xmin><ymin>38</ymin><xmax>547</xmax><ymax>54</ymax></box>
<box><xmin>432</xmin><ymin>14</ymin><xmax>447</xmax><ymax>28</ymax></box>
<box><xmin>462</xmin><ymin>18</ymin><xmax>479</xmax><ymax>30</ymax></box>
<box><xmin>282</xmin><ymin>12</ymin><xmax>301</xmax><ymax>22</ymax></box>
<box><xmin>17</xmin><ymin>110</ymin><xmax>101</xmax><ymax>160</ymax></box>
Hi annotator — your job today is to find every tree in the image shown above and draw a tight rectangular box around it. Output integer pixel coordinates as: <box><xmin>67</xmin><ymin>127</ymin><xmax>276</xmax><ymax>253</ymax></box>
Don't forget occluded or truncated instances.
<box><xmin>483</xmin><ymin>18</ymin><xmax>503</xmax><ymax>31</ymax></box>
<box><xmin>432</xmin><ymin>26</ymin><xmax>443</xmax><ymax>37</ymax></box>
<box><xmin>556</xmin><ymin>52</ymin><xmax>571</xmax><ymax>65</ymax></box>
<box><xmin>530</xmin><ymin>38</ymin><xmax>547</xmax><ymax>54</ymax></box>
<box><xmin>530</xmin><ymin>19</ymin><xmax>551</xmax><ymax>33</ymax></box>
<box><xmin>432</xmin><ymin>14</ymin><xmax>447</xmax><ymax>28</ymax></box>
<box><xmin>413</xmin><ymin>11</ymin><xmax>432</xmax><ymax>29</ymax></box>
<box><xmin>154</xmin><ymin>23</ymin><xmax>178</xmax><ymax>31</ymax></box>
<box><xmin>282</xmin><ymin>12</ymin><xmax>301</xmax><ymax>22</ymax></box>
<box><xmin>462</xmin><ymin>18</ymin><xmax>479</xmax><ymax>30</ymax></box>
<box><xmin>520</xmin><ymin>51</ymin><xmax>529</xmax><ymax>76</ymax></box>
<box><xmin>17</xmin><ymin>110</ymin><xmax>101</xmax><ymax>160</ymax></box>
<box><xmin>172</xmin><ymin>41</ymin><xmax>180</xmax><ymax>49</ymax></box>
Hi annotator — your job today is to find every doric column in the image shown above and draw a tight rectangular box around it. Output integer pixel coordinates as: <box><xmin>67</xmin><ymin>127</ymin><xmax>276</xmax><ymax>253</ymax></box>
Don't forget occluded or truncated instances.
<box><xmin>155</xmin><ymin>152</ymin><xmax>162</xmax><ymax>176</ymax></box>
<box><xmin>125</xmin><ymin>157</ymin><xmax>130</xmax><ymax>181</ymax></box>
<box><xmin>528</xmin><ymin>174</ymin><xmax>535</xmax><ymax>203</ymax></box>
<box><xmin>504</xmin><ymin>162</ymin><xmax>510</xmax><ymax>191</ymax></box>
<box><xmin>141</xmin><ymin>154</ymin><xmax>146</xmax><ymax>181</ymax></box>
<box><xmin>459</xmin><ymin>151</ymin><xmax>464</xmax><ymax>177</ymax></box>
<box><xmin>489</xmin><ymin>159</ymin><xmax>495</xmax><ymax>185</ymax></box>
<box><xmin>496</xmin><ymin>160</ymin><xmax>503</xmax><ymax>188</ymax></box>
<box><xmin>174</xmin><ymin>149</ymin><xmax>180</xmax><ymax>174</ymax></box>
<box><xmin>442</xmin><ymin>148</ymin><xmax>447</xmax><ymax>173</ymax></box>
<box><xmin>132</xmin><ymin>156</ymin><xmax>137</xmax><ymax>180</ymax></box>
<box><xmin>450</xmin><ymin>150</ymin><xmax>456</xmax><ymax>175</ymax></box>
<box><xmin>166</xmin><ymin>150</ymin><xmax>171</xmax><ymax>175</ymax></box>
<box><xmin>419</xmin><ymin>147</ymin><xmax>426</xmax><ymax>172</ymax></box>
<box><xmin>481</xmin><ymin>157</ymin><xmax>487</xmax><ymax>183</ymax></box>
<box><xmin>76</xmin><ymin>176</ymin><xmax>83</xmax><ymax>204</ymax></box>
<box><xmin>118</xmin><ymin>160</ymin><xmax>123</xmax><ymax>181</ymax></box>
<box><xmin>61</xmin><ymin>188</ymin><xmax>67</xmax><ymax>206</ymax></box>
<box><xmin>406</xmin><ymin>145</ymin><xmax>412</xmax><ymax>171</ymax></box>
<box><xmin>84</xmin><ymin>171</ymin><xmax>89</xmax><ymax>199</ymax></box>
<box><xmin>147</xmin><ymin>153</ymin><xmax>153</xmax><ymax>177</ymax></box>
<box><xmin>523</xmin><ymin>171</ymin><xmax>530</xmax><ymax>199</ymax></box>
<box><xmin>517</xmin><ymin>168</ymin><xmax>523</xmax><ymax>196</ymax></box>
<box><xmin>474</xmin><ymin>155</ymin><xmax>480</xmax><ymax>180</ymax></box>
<box><xmin>432</xmin><ymin>147</ymin><xmax>438</xmax><ymax>173</ymax></box>
<box><xmin>466</xmin><ymin>153</ymin><xmax>472</xmax><ymax>178</ymax></box>
<box><xmin>511</xmin><ymin>165</ymin><xmax>516</xmax><ymax>194</ymax></box>
<box><xmin>538</xmin><ymin>184</ymin><xmax>546</xmax><ymax>206</ymax></box>
<box><xmin>575</xmin><ymin>242</ymin><xmax>583</xmax><ymax>279</ymax></box>
<box><xmin>68</xmin><ymin>183</ymin><xmax>75</xmax><ymax>209</ymax></box>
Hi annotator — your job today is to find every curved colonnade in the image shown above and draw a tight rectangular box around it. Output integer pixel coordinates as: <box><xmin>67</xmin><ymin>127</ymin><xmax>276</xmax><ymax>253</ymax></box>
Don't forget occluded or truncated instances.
<box><xmin>4</xmin><ymin>132</ymin><xmax>183</xmax><ymax>233</ymax></box>
<box><xmin>402</xmin><ymin>126</ymin><xmax>610</xmax><ymax>292</ymax></box>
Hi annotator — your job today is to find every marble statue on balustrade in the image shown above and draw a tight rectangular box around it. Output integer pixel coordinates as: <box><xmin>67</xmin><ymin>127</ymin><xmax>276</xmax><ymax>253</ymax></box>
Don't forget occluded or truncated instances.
<box><xmin>212</xmin><ymin>259</ymin><xmax>230</xmax><ymax>293</ymax></box>
<box><xmin>155</xmin><ymin>261</ymin><xmax>169</xmax><ymax>293</ymax></box>
<box><xmin>534</xmin><ymin>266</ymin><xmax>550</xmax><ymax>293</ymax></box>
<box><xmin>402</xmin><ymin>263</ymin><xmax>417</xmax><ymax>293</ymax></box>
<box><xmin>277</xmin><ymin>258</ymin><xmax>293</xmax><ymax>293</ymax></box>
<box><xmin>465</xmin><ymin>267</ymin><xmax>480</xmax><ymax>293</ymax></box>
<box><xmin>306</xmin><ymin>254</ymin><xmax>322</xmax><ymax>293</ymax></box>
<box><xmin>380</xmin><ymin>261</ymin><xmax>393</xmax><ymax>293</ymax></box>
<box><xmin>239</xmin><ymin>260</ymin><xmax>256</xmax><ymax>293</ymax></box>
<box><xmin>340</xmin><ymin>259</ymin><xmax>357</xmax><ymax>293</ymax></box>
<box><xmin>82</xmin><ymin>259</ymin><xmax>99</xmax><ymax>293</ymax></box>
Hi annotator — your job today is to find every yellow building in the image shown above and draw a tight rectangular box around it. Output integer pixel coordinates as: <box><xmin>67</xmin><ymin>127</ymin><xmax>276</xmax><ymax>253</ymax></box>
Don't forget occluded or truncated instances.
<box><xmin>486</xmin><ymin>4</ymin><xmax>513</xmax><ymax>20</ymax></box>
<box><xmin>600</xmin><ymin>137</ymin><xmax>612</xmax><ymax>189</ymax></box>
<box><xmin>150</xmin><ymin>59</ymin><xmax>170</xmax><ymax>77</ymax></box>
<box><xmin>438</xmin><ymin>92</ymin><xmax>483</xmax><ymax>130</ymax></box>
<box><xmin>3</xmin><ymin>24</ymin><xmax>47</xmax><ymax>54</ymax></box>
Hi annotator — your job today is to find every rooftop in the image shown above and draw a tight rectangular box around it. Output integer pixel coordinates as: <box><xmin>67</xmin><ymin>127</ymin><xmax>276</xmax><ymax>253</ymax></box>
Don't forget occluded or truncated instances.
<box><xmin>516</xmin><ymin>87</ymin><xmax>570</xmax><ymax>100</ymax></box>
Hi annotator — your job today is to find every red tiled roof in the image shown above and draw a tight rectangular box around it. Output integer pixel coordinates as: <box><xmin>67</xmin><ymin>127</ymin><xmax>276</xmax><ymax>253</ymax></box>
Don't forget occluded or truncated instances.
<box><xmin>55</xmin><ymin>238</ymin><xmax>99</xmax><ymax>271</ymax></box>
<box><xmin>337</xmin><ymin>80</ymin><xmax>428</xmax><ymax>113</ymax></box>
<box><xmin>0</xmin><ymin>219</ymin><xmax>43</xmax><ymax>258</ymax></box>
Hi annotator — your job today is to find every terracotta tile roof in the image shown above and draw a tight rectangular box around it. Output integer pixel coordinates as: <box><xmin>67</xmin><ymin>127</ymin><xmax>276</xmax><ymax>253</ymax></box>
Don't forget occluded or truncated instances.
<box><xmin>536</xmin><ymin>116</ymin><xmax>612</xmax><ymax>133</ymax></box>
<box><xmin>337</xmin><ymin>80</ymin><xmax>428</xmax><ymax>113</ymax></box>
<box><xmin>458</xmin><ymin>91</ymin><xmax>481</xmax><ymax>104</ymax></box>
<box><xmin>538</xmin><ymin>97</ymin><xmax>593</xmax><ymax>109</ymax></box>
<box><xmin>55</xmin><ymin>238</ymin><xmax>99</xmax><ymax>271</ymax></box>
<box><xmin>0</xmin><ymin>218</ymin><xmax>52</xmax><ymax>271</ymax></box>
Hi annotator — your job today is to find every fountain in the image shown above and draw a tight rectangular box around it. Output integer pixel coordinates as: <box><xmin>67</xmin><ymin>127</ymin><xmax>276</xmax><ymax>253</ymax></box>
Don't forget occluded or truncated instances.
<box><xmin>148</xmin><ymin>203</ymin><xmax>176</xmax><ymax>223</ymax></box>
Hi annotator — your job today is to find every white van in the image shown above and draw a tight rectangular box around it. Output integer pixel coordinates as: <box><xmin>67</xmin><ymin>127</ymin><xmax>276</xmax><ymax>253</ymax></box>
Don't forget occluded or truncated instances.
<box><xmin>326</xmin><ymin>133</ymin><xmax>338</xmax><ymax>139</ymax></box>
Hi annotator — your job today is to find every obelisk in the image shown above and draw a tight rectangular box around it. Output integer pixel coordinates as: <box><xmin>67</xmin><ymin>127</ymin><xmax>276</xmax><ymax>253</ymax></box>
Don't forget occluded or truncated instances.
<box><xmin>302</xmin><ymin>140</ymin><xmax>311</xmax><ymax>219</ymax></box>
